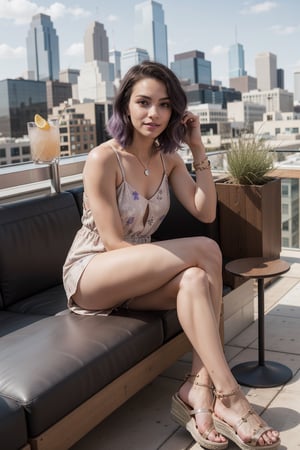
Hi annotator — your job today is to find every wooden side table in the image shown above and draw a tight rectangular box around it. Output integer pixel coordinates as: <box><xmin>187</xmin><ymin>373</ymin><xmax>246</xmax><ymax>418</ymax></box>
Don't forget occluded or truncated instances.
<box><xmin>225</xmin><ymin>257</ymin><xmax>293</xmax><ymax>388</ymax></box>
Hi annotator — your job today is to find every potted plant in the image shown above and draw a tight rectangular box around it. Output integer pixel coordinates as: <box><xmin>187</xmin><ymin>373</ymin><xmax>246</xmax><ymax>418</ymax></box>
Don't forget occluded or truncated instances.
<box><xmin>215</xmin><ymin>136</ymin><xmax>281</xmax><ymax>273</ymax></box>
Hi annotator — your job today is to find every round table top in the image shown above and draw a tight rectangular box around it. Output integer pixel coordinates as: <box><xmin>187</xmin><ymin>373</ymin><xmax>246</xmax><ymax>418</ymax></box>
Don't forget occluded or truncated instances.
<box><xmin>225</xmin><ymin>257</ymin><xmax>290</xmax><ymax>279</ymax></box>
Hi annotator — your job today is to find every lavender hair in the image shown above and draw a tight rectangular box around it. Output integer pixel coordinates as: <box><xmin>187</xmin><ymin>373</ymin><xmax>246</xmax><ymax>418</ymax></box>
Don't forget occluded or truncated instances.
<box><xmin>106</xmin><ymin>61</ymin><xmax>187</xmax><ymax>153</ymax></box>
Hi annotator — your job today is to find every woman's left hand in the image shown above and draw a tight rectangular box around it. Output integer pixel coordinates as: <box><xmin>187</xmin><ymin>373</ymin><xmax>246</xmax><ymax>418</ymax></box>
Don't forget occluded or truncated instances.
<box><xmin>181</xmin><ymin>111</ymin><xmax>203</xmax><ymax>151</ymax></box>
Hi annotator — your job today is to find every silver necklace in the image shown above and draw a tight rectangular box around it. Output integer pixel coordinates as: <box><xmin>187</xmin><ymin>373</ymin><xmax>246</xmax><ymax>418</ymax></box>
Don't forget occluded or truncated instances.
<box><xmin>133</xmin><ymin>152</ymin><xmax>153</xmax><ymax>176</ymax></box>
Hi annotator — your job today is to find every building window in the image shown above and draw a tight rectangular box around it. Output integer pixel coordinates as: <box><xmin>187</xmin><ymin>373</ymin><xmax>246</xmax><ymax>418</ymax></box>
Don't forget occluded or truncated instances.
<box><xmin>0</xmin><ymin>148</ymin><xmax>6</xmax><ymax>157</ymax></box>
<box><xmin>11</xmin><ymin>147</ymin><xmax>20</xmax><ymax>157</ymax></box>
<box><xmin>282</xmin><ymin>220</ymin><xmax>289</xmax><ymax>231</ymax></box>
<box><xmin>22</xmin><ymin>146</ymin><xmax>31</xmax><ymax>155</ymax></box>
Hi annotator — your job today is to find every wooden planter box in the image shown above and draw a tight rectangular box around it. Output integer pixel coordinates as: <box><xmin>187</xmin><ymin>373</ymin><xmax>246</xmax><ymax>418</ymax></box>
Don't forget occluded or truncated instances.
<box><xmin>215</xmin><ymin>177</ymin><xmax>282</xmax><ymax>284</ymax></box>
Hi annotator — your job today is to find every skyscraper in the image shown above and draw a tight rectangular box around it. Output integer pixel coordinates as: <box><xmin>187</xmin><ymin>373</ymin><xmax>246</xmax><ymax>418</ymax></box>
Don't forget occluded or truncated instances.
<box><xmin>171</xmin><ymin>50</ymin><xmax>212</xmax><ymax>85</ymax></box>
<box><xmin>84</xmin><ymin>21</ymin><xmax>109</xmax><ymax>63</ymax></box>
<box><xmin>121</xmin><ymin>48</ymin><xmax>150</xmax><ymax>78</ymax></box>
<box><xmin>26</xmin><ymin>13</ymin><xmax>60</xmax><ymax>81</ymax></box>
<box><xmin>255</xmin><ymin>52</ymin><xmax>277</xmax><ymax>91</ymax></box>
<box><xmin>78</xmin><ymin>21</ymin><xmax>114</xmax><ymax>103</ymax></box>
<box><xmin>294</xmin><ymin>71</ymin><xmax>300</xmax><ymax>103</ymax></box>
<box><xmin>228</xmin><ymin>43</ymin><xmax>246</xmax><ymax>78</ymax></box>
<box><xmin>134</xmin><ymin>0</ymin><xmax>168</xmax><ymax>66</ymax></box>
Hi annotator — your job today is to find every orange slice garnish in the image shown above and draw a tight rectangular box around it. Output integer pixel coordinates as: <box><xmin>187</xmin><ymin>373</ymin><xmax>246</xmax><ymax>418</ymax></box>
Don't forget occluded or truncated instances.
<box><xmin>34</xmin><ymin>114</ymin><xmax>50</xmax><ymax>130</ymax></box>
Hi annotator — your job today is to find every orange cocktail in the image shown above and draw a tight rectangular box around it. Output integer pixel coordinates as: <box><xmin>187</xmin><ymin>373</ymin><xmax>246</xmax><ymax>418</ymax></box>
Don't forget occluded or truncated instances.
<box><xmin>27</xmin><ymin>115</ymin><xmax>60</xmax><ymax>163</ymax></box>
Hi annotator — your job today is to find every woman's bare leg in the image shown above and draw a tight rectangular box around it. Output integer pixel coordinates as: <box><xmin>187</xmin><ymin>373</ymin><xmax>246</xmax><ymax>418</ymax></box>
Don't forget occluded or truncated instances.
<box><xmin>74</xmin><ymin>236</ymin><xmax>279</xmax><ymax>446</ymax></box>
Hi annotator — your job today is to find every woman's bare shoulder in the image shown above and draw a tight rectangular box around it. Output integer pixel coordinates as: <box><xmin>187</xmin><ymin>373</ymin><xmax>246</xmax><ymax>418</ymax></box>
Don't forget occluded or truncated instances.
<box><xmin>87</xmin><ymin>139</ymin><xmax>120</xmax><ymax>163</ymax></box>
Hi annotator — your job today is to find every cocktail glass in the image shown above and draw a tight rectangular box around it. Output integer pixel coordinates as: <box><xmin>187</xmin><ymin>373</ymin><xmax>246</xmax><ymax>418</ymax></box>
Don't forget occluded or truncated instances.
<box><xmin>27</xmin><ymin>119</ymin><xmax>60</xmax><ymax>163</ymax></box>
<box><xmin>27</xmin><ymin>119</ymin><xmax>61</xmax><ymax>192</ymax></box>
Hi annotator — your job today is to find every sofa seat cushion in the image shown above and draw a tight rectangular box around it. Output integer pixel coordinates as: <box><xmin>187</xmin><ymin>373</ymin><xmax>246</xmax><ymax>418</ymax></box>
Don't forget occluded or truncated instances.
<box><xmin>0</xmin><ymin>310</ymin><xmax>47</xmax><ymax>337</ymax></box>
<box><xmin>0</xmin><ymin>312</ymin><xmax>164</xmax><ymax>437</ymax></box>
<box><xmin>0</xmin><ymin>396</ymin><xmax>28</xmax><ymax>450</ymax></box>
<box><xmin>8</xmin><ymin>284</ymin><xmax>69</xmax><ymax>316</ymax></box>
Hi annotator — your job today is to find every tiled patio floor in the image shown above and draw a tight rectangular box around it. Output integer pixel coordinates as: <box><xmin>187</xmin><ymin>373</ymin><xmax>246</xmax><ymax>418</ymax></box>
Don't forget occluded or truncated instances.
<box><xmin>72</xmin><ymin>250</ymin><xmax>300</xmax><ymax>449</ymax></box>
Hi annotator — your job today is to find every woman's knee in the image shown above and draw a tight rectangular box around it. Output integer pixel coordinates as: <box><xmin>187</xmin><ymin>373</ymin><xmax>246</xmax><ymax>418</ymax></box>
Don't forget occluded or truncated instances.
<box><xmin>194</xmin><ymin>237</ymin><xmax>222</xmax><ymax>269</ymax></box>
<box><xmin>179</xmin><ymin>267</ymin><xmax>209</xmax><ymax>293</ymax></box>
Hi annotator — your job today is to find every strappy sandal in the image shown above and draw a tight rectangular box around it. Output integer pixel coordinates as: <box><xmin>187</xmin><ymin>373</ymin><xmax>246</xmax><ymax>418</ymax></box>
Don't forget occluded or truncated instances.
<box><xmin>170</xmin><ymin>374</ymin><xmax>228</xmax><ymax>450</ymax></box>
<box><xmin>212</xmin><ymin>386</ymin><xmax>280</xmax><ymax>450</ymax></box>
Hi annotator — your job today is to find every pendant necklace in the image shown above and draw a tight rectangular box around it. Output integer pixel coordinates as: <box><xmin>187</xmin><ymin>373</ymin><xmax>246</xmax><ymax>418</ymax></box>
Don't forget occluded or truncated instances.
<box><xmin>133</xmin><ymin>151</ymin><xmax>153</xmax><ymax>176</ymax></box>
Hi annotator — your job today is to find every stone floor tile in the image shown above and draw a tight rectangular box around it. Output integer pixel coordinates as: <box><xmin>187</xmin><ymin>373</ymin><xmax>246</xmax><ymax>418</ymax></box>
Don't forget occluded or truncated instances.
<box><xmin>262</xmin><ymin>389</ymin><xmax>300</xmax><ymax>448</ymax></box>
<box><xmin>159</xmin><ymin>428</ymin><xmax>193</xmax><ymax>450</ymax></box>
<box><xmin>71</xmin><ymin>377</ymin><xmax>180</xmax><ymax>450</ymax></box>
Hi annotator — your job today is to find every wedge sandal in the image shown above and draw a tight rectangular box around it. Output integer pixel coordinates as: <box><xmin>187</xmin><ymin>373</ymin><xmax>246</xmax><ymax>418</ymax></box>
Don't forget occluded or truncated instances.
<box><xmin>170</xmin><ymin>374</ymin><xmax>228</xmax><ymax>450</ymax></box>
<box><xmin>212</xmin><ymin>387</ymin><xmax>280</xmax><ymax>450</ymax></box>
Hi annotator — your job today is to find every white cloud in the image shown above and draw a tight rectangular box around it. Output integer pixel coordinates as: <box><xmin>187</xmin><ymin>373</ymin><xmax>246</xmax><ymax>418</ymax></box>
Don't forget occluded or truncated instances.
<box><xmin>107</xmin><ymin>14</ymin><xmax>118</xmax><ymax>23</ymax></box>
<box><xmin>270</xmin><ymin>24</ymin><xmax>299</xmax><ymax>35</ymax></box>
<box><xmin>64</xmin><ymin>42</ymin><xmax>84</xmax><ymax>57</ymax></box>
<box><xmin>0</xmin><ymin>43</ymin><xmax>26</xmax><ymax>58</ymax></box>
<box><xmin>210</xmin><ymin>45</ymin><xmax>228</xmax><ymax>56</ymax></box>
<box><xmin>241</xmin><ymin>1</ymin><xmax>277</xmax><ymax>14</ymax></box>
<box><xmin>0</xmin><ymin>0</ymin><xmax>39</xmax><ymax>24</ymax></box>
<box><xmin>0</xmin><ymin>0</ymin><xmax>90</xmax><ymax>25</ymax></box>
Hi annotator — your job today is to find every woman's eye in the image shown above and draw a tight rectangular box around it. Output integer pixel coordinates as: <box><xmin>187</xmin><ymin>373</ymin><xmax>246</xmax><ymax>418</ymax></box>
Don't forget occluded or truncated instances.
<box><xmin>138</xmin><ymin>100</ymin><xmax>148</xmax><ymax>106</ymax></box>
<box><xmin>161</xmin><ymin>103</ymin><xmax>171</xmax><ymax>108</ymax></box>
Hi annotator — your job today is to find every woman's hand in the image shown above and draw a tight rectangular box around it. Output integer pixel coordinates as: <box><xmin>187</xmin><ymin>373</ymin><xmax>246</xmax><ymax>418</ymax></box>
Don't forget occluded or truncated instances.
<box><xmin>181</xmin><ymin>111</ymin><xmax>205</xmax><ymax>155</ymax></box>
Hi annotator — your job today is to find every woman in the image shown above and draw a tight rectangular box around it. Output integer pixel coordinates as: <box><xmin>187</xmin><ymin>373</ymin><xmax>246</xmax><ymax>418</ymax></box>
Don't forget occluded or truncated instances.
<box><xmin>63</xmin><ymin>61</ymin><xmax>280</xmax><ymax>450</ymax></box>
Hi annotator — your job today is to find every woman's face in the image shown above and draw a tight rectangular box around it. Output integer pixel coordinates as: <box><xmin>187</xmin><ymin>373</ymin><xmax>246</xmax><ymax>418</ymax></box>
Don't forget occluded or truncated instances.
<box><xmin>127</xmin><ymin>77</ymin><xmax>172</xmax><ymax>140</ymax></box>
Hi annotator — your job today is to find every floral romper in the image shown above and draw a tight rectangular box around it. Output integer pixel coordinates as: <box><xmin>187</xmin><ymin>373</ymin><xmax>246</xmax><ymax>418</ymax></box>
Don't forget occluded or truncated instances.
<box><xmin>63</xmin><ymin>145</ymin><xmax>170</xmax><ymax>315</ymax></box>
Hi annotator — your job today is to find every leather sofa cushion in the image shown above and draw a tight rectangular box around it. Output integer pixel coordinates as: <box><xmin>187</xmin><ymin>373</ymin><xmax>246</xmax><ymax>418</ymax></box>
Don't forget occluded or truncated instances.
<box><xmin>8</xmin><ymin>284</ymin><xmax>69</xmax><ymax>316</ymax></box>
<box><xmin>0</xmin><ymin>312</ymin><xmax>164</xmax><ymax>437</ymax></box>
<box><xmin>0</xmin><ymin>192</ymin><xmax>81</xmax><ymax>309</ymax></box>
<box><xmin>0</xmin><ymin>396</ymin><xmax>28</xmax><ymax>450</ymax></box>
<box><xmin>0</xmin><ymin>310</ymin><xmax>47</xmax><ymax>337</ymax></box>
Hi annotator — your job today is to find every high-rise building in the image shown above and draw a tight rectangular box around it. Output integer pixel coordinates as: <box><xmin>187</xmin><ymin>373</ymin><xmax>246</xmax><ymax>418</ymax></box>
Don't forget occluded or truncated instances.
<box><xmin>229</xmin><ymin>75</ymin><xmax>257</xmax><ymax>93</ymax></box>
<box><xmin>294</xmin><ymin>71</ymin><xmax>300</xmax><ymax>103</ymax></box>
<box><xmin>255</xmin><ymin>52</ymin><xmax>277</xmax><ymax>91</ymax></box>
<box><xmin>134</xmin><ymin>0</ymin><xmax>168</xmax><ymax>66</ymax></box>
<box><xmin>228</xmin><ymin>43</ymin><xmax>247</xmax><ymax>78</ymax></box>
<box><xmin>84</xmin><ymin>21</ymin><xmax>109</xmax><ymax>63</ymax></box>
<box><xmin>0</xmin><ymin>79</ymin><xmax>47</xmax><ymax>138</ymax></box>
<box><xmin>171</xmin><ymin>51</ymin><xmax>212</xmax><ymax>85</ymax></box>
<box><xmin>46</xmin><ymin>80</ymin><xmax>72</xmax><ymax>112</ymax></box>
<box><xmin>78</xmin><ymin>21</ymin><xmax>114</xmax><ymax>103</ymax></box>
<box><xmin>121</xmin><ymin>48</ymin><xmax>150</xmax><ymax>78</ymax></box>
<box><xmin>109</xmin><ymin>49</ymin><xmax>122</xmax><ymax>79</ymax></box>
<box><xmin>59</xmin><ymin>69</ymin><xmax>80</xmax><ymax>85</ymax></box>
<box><xmin>26</xmin><ymin>13</ymin><xmax>60</xmax><ymax>81</ymax></box>
<box><xmin>277</xmin><ymin>68</ymin><xmax>284</xmax><ymax>89</ymax></box>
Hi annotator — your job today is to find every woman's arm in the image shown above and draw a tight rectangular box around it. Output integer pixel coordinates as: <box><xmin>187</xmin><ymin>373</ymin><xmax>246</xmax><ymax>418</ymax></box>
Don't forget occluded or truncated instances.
<box><xmin>83</xmin><ymin>142</ymin><xmax>132</xmax><ymax>250</ymax></box>
<box><xmin>168</xmin><ymin>112</ymin><xmax>217</xmax><ymax>223</ymax></box>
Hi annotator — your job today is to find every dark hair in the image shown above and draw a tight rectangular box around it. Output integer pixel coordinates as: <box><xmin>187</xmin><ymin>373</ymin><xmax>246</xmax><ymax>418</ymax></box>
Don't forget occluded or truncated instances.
<box><xmin>106</xmin><ymin>61</ymin><xmax>187</xmax><ymax>153</ymax></box>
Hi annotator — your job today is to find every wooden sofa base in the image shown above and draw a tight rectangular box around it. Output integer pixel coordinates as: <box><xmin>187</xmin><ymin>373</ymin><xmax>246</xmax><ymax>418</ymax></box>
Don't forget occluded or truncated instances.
<box><xmin>30</xmin><ymin>332</ymin><xmax>192</xmax><ymax>450</ymax></box>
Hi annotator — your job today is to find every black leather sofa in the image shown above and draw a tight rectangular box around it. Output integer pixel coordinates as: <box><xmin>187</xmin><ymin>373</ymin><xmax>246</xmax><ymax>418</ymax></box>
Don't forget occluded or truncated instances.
<box><xmin>0</xmin><ymin>186</ymin><xmax>228</xmax><ymax>450</ymax></box>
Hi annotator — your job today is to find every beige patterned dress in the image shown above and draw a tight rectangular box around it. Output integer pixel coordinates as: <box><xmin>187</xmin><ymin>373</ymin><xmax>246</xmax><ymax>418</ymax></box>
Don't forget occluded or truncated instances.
<box><xmin>63</xmin><ymin>146</ymin><xmax>170</xmax><ymax>315</ymax></box>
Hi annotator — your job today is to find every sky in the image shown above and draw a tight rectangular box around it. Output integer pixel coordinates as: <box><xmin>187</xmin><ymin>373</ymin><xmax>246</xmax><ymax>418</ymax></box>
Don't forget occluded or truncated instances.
<box><xmin>0</xmin><ymin>0</ymin><xmax>300</xmax><ymax>93</ymax></box>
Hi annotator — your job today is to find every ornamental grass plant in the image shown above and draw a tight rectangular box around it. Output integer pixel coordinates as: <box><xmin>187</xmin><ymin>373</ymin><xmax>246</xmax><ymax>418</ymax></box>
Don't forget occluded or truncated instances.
<box><xmin>227</xmin><ymin>137</ymin><xmax>274</xmax><ymax>185</ymax></box>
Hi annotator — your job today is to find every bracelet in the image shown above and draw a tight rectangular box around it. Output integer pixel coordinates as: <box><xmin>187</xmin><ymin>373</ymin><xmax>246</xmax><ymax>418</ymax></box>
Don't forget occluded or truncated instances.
<box><xmin>193</xmin><ymin>157</ymin><xmax>211</xmax><ymax>172</ymax></box>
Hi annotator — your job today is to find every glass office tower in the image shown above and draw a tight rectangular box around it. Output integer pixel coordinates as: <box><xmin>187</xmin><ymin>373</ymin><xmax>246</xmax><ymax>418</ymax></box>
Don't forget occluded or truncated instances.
<box><xmin>0</xmin><ymin>79</ymin><xmax>47</xmax><ymax>138</ymax></box>
<box><xmin>26</xmin><ymin>13</ymin><xmax>60</xmax><ymax>81</ymax></box>
<box><xmin>228</xmin><ymin>43</ymin><xmax>246</xmax><ymax>78</ymax></box>
<box><xmin>134</xmin><ymin>0</ymin><xmax>168</xmax><ymax>66</ymax></box>
<box><xmin>171</xmin><ymin>51</ymin><xmax>212</xmax><ymax>85</ymax></box>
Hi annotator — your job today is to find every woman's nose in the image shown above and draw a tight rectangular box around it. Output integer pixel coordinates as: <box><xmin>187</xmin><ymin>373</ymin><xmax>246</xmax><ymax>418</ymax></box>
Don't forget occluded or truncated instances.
<box><xmin>148</xmin><ymin>105</ymin><xmax>159</xmax><ymax>118</ymax></box>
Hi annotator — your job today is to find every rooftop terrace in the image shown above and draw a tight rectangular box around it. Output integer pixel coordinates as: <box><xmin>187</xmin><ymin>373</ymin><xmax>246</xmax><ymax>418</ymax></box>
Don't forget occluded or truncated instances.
<box><xmin>71</xmin><ymin>248</ymin><xmax>300</xmax><ymax>449</ymax></box>
<box><xmin>1</xmin><ymin>152</ymin><xmax>299</xmax><ymax>449</ymax></box>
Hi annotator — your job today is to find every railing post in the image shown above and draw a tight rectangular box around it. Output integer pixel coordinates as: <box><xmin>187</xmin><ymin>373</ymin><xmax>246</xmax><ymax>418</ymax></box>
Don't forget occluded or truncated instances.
<box><xmin>49</xmin><ymin>160</ymin><xmax>61</xmax><ymax>193</ymax></box>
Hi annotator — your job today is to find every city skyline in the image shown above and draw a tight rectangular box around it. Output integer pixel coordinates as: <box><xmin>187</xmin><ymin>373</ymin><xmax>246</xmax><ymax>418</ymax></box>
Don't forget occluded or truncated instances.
<box><xmin>0</xmin><ymin>0</ymin><xmax>300</xmax><ymax>92</ymax></box>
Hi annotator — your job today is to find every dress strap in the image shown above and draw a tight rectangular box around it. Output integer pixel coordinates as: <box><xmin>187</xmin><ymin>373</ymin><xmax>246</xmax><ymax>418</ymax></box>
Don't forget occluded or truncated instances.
<box><xmin>110</xmin><ymin>144</ymin><xmax>126</xmax><ymax>181</ymax></box>
<box><xmin>160</xmin><ymin>152</ymin><xmax>167</xmax><ymax>175</ymax></box>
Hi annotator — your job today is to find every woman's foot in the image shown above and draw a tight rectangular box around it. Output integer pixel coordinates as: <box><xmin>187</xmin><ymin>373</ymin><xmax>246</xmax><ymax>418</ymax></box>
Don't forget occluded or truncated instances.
<box><xmin>178</xmin><ymin>375</ymin><xmax>227</xmax><ymax>446</ymax></box>
<box><xmin>213</xmin><ymin>386</ymin><xmax>280</xmax><ymax>448</ymax></box>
